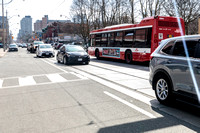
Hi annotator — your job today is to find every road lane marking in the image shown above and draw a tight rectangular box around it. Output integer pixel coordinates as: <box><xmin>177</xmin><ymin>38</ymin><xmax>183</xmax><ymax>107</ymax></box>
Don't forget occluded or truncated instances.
<box><xmin>68</xmin><ymin>67</ymin><xmax>153</xmax><ymax>106</ymax></box>
<box><xmin>46</xmin><ymin>73</ymin><xmax>67</xmax><ymax>83</ymax></box>
<box><xmin>0</xmin><ymin>79</ymin><xmax>3</xmax><ymax>88</ymax></box>
<box><xmin>0</xmin><ymin>78</ymin><xmax>88</xmax><ymax>89</ymax></box>
<box><xmin>0</xmin><ymin>70</ymin><xmax>88</xmax><ymax>89</ymax></box>
<box><xmin>43</xmin><ymin>58</ymin><xmax>88</xmax><ymax>79</ymax></box>
<box><xmin>42</xmin><ymin>59</ymin><xmax>69</xmax><ymax>73</ymax></box>
<box><xmin>69</xmin><ymin>72</ymin><xmax>88</xmax><ymax>80</ymax></box>
<box><xmin>104</xmin><ymin>91</ymin><xmax>156</xmax><ymax>118</ymax></box>
<box><xmin>0</xmin><ymin>72</ymin><xmax>66</xmax><ymax>80</ymax></box>
<box><xmin>18</xmin><ymin>76</ymin><xmax>36</xmax><ymax>86</ymax></box>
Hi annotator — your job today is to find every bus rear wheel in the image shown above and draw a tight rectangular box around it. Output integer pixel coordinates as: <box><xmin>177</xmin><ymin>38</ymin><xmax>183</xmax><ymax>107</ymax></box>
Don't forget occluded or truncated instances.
<box><xmin>95</xmin><ymin>49</ymin><xmax>100</xmax><ymax>60</ymax></box>
<box><xmin>125</xmin><ymin>51</ymin><xmax>132</xmax><ymax>64</ymax></box>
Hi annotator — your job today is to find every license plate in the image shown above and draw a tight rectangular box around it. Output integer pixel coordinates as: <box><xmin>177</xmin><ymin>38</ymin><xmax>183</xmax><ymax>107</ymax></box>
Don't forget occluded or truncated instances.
<box><xmin>12</xmin><ymin>49</ymin><xmax>14</xmax><ymax>50</ymax></box>
<box><xmin>78</xmin><ymin>58</ymin><xmax>82</xmax><ymax>61</ymax></box>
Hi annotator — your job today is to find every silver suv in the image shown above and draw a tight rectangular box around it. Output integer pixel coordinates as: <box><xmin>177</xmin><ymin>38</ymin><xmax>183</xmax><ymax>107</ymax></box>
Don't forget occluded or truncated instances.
<box><xmin>149</xmin><ymin>35</ymin><xmax>200</xmax><ymax>105</ymax></box>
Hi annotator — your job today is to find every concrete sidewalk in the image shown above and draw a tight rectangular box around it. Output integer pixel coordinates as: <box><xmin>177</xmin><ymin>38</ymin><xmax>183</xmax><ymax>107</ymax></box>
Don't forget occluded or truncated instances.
<box><xmin>0</xmin><ymin>48</ymin><xmax>7</xmax><ymax>58</ymax></box>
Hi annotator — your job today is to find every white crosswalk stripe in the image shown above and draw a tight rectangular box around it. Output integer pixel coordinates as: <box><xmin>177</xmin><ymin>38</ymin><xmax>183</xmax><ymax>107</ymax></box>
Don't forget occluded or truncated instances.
<box><xmin>18</xmin><ymin>76</ymin><xmax>36</xmax><ymax>86</ymax></box>
<box><xmin>0</xmin><ymin>72</ymin><xmax>87</xmax><ymax>89</ymax></box>
<box><xmin>69</xmin><ymin>72</ymin><xmax>88</xmax><ymax>80</ymax></box>
<box><xmin>46</xmin><ymin>73</ymin><xmax>67</xmax><ymax>83</ymax></box>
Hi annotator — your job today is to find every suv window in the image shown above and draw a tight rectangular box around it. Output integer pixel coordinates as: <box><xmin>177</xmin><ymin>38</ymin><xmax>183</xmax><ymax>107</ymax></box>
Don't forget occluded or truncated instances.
<box><xmin>161</xmin><ymin>40</ymin><xmax>175</xmax><ymax>54</ymax></box>
<box><xmin>185</xmin><ymin>41</ymin><xmax>198</xmax><ymax>57</ymax></box>
<box><xmin>172</xmin><ymin>41</ymin><xmax>185</xmax><ymax>56</ymax></box>
<box><xmin>172</xmin><ymin>41</ymin><xmax>198</xmax><ymax>57</ymax></box>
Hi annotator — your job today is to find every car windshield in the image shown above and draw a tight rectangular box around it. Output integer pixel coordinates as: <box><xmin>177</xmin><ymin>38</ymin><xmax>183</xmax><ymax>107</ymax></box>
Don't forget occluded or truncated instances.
<box><xmin>10</xmin><ymin>44</ymin><xmax>17</xmax><ymax>47</ymax></box>
<box><xmin>39</xmin><ymin>45</ymin><xmax>52</xmax><ymax>48</ymax></box>
<box><xmin>66</xmin><ymin>46</ymin><xmax>84</xmax><ymax>52</ymax></box>
<box><xmin>34</xmin><ymin>42</ymin><xmax>44</xmax><ymax>45</ymax></box>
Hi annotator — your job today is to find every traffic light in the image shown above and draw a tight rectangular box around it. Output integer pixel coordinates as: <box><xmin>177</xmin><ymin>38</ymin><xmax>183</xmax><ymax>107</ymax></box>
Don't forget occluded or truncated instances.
<box><xmin>12</xmin><ymin>36</ymin><xmax>14</xmax><ymax>39</ymax></box>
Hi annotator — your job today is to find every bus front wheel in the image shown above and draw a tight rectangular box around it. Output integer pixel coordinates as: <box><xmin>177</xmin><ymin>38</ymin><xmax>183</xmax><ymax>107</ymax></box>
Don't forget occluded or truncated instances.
<box><xmin>125</xmin><ymin>50</ymin><xmax>132</xmax><ymax>64</ymax></box>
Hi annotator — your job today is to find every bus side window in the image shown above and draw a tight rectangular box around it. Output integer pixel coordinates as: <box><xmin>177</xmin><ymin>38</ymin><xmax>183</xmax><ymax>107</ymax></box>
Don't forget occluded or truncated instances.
<box><xmin>95</xmin><ymin>34</ymin><xmax>101</xmax><ymax>47</ymax></box>
<box><xmin>123</xmin><ymin>30</ymin><xmax>134</xmax><ymax>47</ymax></box>
<box><xmin>134</xmin><ymin>29</ymin><xmax>150</xmax><ymax>48</ymax></box>
<box><xmin>91</xmin><ymin>35</ymin><xmax>95</xmax><ymax>47</ymax></box>
<box><xmin>101</xmin><ymin>33</ymin><xmax>107</xmax><ymax>47</ymax></box>
<box><xmin>107</xmin><ymin>33</ymin><xmax>115</xmax><ymax>47</ymax></box>
<box><xmin>115</xmin><ymin>32</ymin><xmax>123</xmax><ymax>47</ymax></box>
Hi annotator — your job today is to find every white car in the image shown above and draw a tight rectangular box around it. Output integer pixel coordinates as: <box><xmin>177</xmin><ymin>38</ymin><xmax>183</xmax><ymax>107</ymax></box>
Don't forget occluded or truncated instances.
<box><xmin>36</xmin><ymin>44</ymin><xmax>55</xmax><ymax>57</ymax></box>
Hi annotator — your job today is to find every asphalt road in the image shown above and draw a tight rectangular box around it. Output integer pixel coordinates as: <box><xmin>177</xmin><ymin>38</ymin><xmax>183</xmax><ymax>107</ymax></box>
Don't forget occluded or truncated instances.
<box><xmin>0</xmin><ymin>47</ymin><xmax>200</xmax><ymax>133</ymax></box>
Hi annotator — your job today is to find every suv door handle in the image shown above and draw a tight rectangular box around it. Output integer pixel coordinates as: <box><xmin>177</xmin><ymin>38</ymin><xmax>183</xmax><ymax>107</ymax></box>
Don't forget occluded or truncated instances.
<box><xmin>167</xmin><ymin>60</ymin><xmax>172</xmax><ymax>64</ymax></box>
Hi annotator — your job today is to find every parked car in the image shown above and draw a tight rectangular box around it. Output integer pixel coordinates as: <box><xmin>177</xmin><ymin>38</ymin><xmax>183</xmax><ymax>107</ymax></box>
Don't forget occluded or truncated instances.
<box><xmin>36</xmin><ymin>44</ymin><xmax>55</xmax><ymax>57</ymax></box>
<box><xmin>0</xmin><ymin>43</ymin><xmax>3</xmax><ymax>48</ymax></box>
<box><xmin>30</xmin><ymin>41</ymin><xmax>44</xmax><ymax>53</ymax></box>
<box><xmin>22</xmin><ymin>43</ymin><xmax>27</xmax><ymax>48</ymax></box>
<box><xmin>18</xmin><ymin>43</ymin><xmax>23</xmax><ymax>47</ymax></box>
<box><xmin>8</xmin><ymin>44</ymin><xmax>18</xmax><ymax>52</ymax></box>
<box><xmin>149</xmin><ymin>35</ymin><xmax>200</xmax><ymax>106</ymax></box>
<box><xmin>57</xmin><ymin>45</ymin><xmax>90</xmax><ymax>65</ymax></box>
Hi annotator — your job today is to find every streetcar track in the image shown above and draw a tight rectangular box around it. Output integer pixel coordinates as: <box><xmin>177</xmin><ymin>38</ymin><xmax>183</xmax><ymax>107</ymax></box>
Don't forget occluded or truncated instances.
<box><xmin>45</xmin><ymin>58</ymin><xmax>154</xmax><ymax>99</ymax></box>
<box><xmin>46</xmin><ymin>57</ymin><xmax>149</xmax><ymax>81</ymax></box>
<box><xmin>89</xmin><ymin>63</ymin><xmax>149</xmax><ymax>81</ymax></box>
<box><xmin>69</xmin><ymin>65</ymin><xmax>154</xmax><ymax>99</ymax></box>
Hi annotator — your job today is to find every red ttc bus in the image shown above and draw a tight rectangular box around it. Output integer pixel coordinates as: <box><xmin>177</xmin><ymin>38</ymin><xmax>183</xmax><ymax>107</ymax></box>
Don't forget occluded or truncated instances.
<box><xmin>88</xmin><ymin>16</ymin><xmax>185</xmax><ymax>63</ymax></box>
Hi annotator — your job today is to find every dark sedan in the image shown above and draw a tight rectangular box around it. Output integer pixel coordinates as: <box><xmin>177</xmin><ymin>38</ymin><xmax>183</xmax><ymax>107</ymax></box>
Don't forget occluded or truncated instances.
<box><xmin>9</xmin><ymin>44</ymin><xmax>18</xmax><ymax>52</ymax></box>
<box><xmin>57</xmin><ymin>45</ymin><xmax>90</xmax><ymax>65</ymax></box>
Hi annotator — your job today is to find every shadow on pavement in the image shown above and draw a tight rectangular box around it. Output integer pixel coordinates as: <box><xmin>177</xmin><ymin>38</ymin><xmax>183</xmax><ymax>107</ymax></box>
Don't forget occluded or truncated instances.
<box><xmin>98</xmin><ymin>100</ymin><xmax>200</xmax><ymax>133</ymax></box>
<box><xmin>97</xmin><ymin>116</ymin><xmax>199</xmax><ymax>133</ymax></box>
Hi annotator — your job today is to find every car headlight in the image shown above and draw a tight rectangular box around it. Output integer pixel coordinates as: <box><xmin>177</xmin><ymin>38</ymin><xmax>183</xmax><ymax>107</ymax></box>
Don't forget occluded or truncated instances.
<box><xmin>84</xmin><ymin>55</ymin><xmax>88</xmax><ymax>57</ymax></box>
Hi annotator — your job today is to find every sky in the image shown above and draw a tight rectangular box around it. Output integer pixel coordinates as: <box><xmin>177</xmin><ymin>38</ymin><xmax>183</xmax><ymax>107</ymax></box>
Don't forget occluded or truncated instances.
<box><xmin>0</xmin><ymin>0</ymin><xmax>73</xmax><ymax>39</ymax></box>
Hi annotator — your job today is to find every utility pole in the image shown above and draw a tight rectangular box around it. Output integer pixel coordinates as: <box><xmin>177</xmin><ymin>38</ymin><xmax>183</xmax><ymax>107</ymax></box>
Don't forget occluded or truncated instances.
<box><xmin>2</xmin><ymin>0</ymin><xmax>5</xmax><ymax>51</ymax></box>
<box><xmin>6</xmin><ymin>10</ymin><xmax>8</xmax><ymax>47</ymax></box>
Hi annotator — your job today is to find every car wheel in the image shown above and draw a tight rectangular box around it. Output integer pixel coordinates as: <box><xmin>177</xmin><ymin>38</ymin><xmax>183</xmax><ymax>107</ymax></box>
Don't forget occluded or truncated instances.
<box><xmin>153</xmin><ymin>75</ymin><xmax>173</xmax><ymax>105</ymax></box>
<box><xmin>85</xmin><ymin>61</ymin><xmax>89</xmax><ymax>65</ymax></box>
<box><xmin>57</xmin><ymin>56</ymin><xmax>60</xmax><ymax>63</ymax></box>
<box><xmin>125</xmin><ymin>50</ymin><xmax>132</xmax><ymax>64</ymax></box>
<box><xmin>63</xmin><ymin>56</ymin><xmax>68</xmax><ymax>65</ymax></box>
